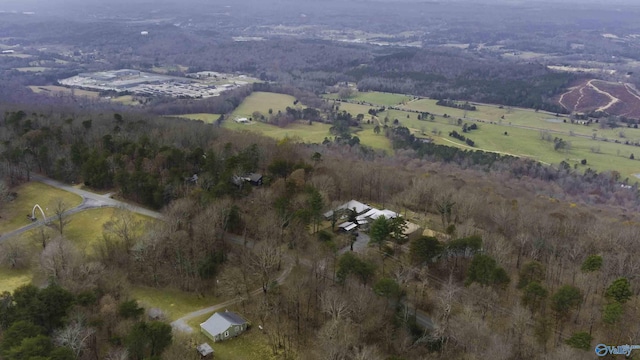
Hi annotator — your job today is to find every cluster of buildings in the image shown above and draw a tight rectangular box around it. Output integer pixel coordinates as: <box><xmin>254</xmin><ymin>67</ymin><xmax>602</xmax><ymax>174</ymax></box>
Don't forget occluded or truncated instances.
<box><xmin>325</xmin><ymin>200</ymin><xmax>422</xmax><ymax>239</ymax></box>
<box><xmin>58</xmin><ymin>69</ymin><xmax>250</xmax><ymax>99</ymax></box>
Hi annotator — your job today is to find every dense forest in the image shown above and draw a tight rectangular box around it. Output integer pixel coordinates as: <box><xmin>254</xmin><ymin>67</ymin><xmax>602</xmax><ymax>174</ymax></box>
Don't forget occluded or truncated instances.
<box><xmin>2</xmin><ymin>101</ymin><xmax>640</xmax><ymax>359</ymax></box>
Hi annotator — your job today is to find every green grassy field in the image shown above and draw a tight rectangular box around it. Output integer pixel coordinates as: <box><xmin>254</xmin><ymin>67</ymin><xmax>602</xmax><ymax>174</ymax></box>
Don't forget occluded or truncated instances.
<box><xmin>177</xmin><ymin>113</ymin><xmax>223</xmax><ymax>124</ymax></box>
<box><xmin>130</xmin><ymin>286</ymin><xmax>220</xmax><ymax>321</ymax></box>
<box><xmin>223</xmin><ymin>120</ymin><xmax>332</xmax><ymax>144</ymax></box>
<box><xmin>328</xmin><ymin>95</ymin><xmax>640</xmax><ymax>179</ymax></box>
<box><xmin>233</xmin><ymin>92</ymin><xmax>300</xmax><ymax>118</ymax></box>
<box><xmin>0</xmin><ymin>182</ymin><xmax>82</xmax><ymax>235</ymax></box>
<box><xmin>326</xmin><ymin>91</ymin><xmax>412</xmax><ymax>106</ymax></box>
<box><xmin>63</xmin><ymin>207</ymin><xmax>154</xmax><ymax>255</ymax></box>
<box><xmin>187</xmin><ymin>310</ymin><xmax>278</xmax><ymax>360</ymax></box>
<box><xmin>0</xmin><ymin>267</ymin><xmax>33</xmax><ymax>293</ymax></box>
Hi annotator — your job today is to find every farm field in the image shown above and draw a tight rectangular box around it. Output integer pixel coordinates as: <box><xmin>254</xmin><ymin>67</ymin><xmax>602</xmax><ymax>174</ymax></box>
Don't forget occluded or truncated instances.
<box><xmin>325</xmin><ymin>91</ymin><xmax>412</xmax><ymax>106</ymax></box>
<box><xmin>0</xmin><ymin>182</ymin><xmax>82</xmax><ymax>235</ymax></box>
<box><xmin>232</xmin><ymin>92</ymin><xmax>300</xmax><ymax>118</ymax></box>
<box><xmin>187</xmin><ymin>310</ymin><xmax>278</xmax><ymax>360</ymax></box>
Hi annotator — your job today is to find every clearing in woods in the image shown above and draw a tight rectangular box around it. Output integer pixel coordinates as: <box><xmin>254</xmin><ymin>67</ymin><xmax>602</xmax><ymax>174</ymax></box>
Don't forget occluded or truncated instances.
<box><xmin>0</xmin><ymin>182</ymin><xmax>82</xmax><ymax>235</ymax></box>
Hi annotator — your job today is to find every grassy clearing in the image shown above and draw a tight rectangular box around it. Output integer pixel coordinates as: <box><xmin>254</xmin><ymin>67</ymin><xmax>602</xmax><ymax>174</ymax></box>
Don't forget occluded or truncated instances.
<box><xmin>177</xmin><ymin>113</ymin><xmax>223</xmax><ymax>124</ymax></box>
<box><xmin>151</xmin><ymin>65</ymin><xmax>189</xmax><ymax>74</ymax></box>
<box><xmin>326</xmin><ymin>91</ymin><xmax>412</xmax><ymax>106</ymax></box>
<box><xmin>223</xmin><ymin>120</ymin><xmax>333</xmax><ymax>144</ymax></box>
<box><xmin>28</xmin><ymin>85</ymin><xmax>101</xmax><ymax>98</ymax></box>
<box><xmin>63</xmin><ymin>208</ymin><xmax>155</xmax><ymax>255</ymax></box>
<box><xmin>0</xmin><ymin>207</ymin><xmax>155</xmax><ymax>294</ymax></box>
<box><xmin>0</xmin><ymin>268</ymin><xmax>33</xmax><ymax>293</ymax></box>
<box><xmin>130</xmin><ymin>286</ymin><xmax>220</xmax><ymax>321</ymax></box>
<box><xmin>353</xmin><ymin>125</ymin><xmax>393</xmax><ymax>152</ymax></box>
<box><xmin>186</xmin><ymin>310</ymin><xmax>278</xmax><ymax>360</ymax></box>
<box><xmin>112</xmin><ymin>95</ymin><xmax>139</xmax><ymax>106</ymax></box>
<box><xmin>0</xmin><ymin>182</ymin><xmax>82</xmax><ymax>235</ymax></box>
<box><xmin>233</xmin><ymin>92</ymin><xmax>299</xmax><ymax>118</ymax></box>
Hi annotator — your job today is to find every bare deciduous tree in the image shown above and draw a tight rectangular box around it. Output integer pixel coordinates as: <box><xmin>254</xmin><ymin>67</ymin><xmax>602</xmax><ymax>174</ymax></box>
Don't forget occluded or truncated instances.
<box><xmin>0</xmin><ymin>240</ymin><xmax>29</xmax><ymax>269</ymax></box>
<box><xmin>51</xmin><ymin>198</ymin><xmax>71</xmax><ymax>236</ymax></box>
<box><xmin>53</xmin><ymin>317</ymin><xmax>96</xmax><ymax>358</ymax></box>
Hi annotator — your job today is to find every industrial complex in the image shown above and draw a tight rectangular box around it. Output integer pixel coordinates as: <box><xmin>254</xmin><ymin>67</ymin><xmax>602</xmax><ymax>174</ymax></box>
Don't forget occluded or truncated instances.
<box><xmin>59</xmin><ymin>69</ymin><xmax>252</xmax><ymax>99</ymax></box>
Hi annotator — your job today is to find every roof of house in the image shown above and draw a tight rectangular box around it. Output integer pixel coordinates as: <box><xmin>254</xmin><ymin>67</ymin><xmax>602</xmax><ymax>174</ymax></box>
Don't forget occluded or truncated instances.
<box><xmin>245</xmin><ymin>173</ymin><xmax>263</xmax><ymax>182</ymax></box>
<box><xmin>344</xmin><ymin>223</ymin><xmax>358</xmax><ymax>231</ymax></box>
<box><xmin>403</xmin><ymin>221</ymin><xmax>421</xmax><ymax>235</ymax></box>
<box><xmin>197</xmin><ymin>343</ymin><xmax>214</xmax><ymax>356</ymax></box>
<box><xmin>338</xmin><ymin>221</ymin><xmax>355</xmax><ymax>229</ymax></box>
<box><xmin>325</xmin><ymin>200</ymin><xmax>371</xmax><ymax>218</ymax></box>
<box><xmin>200</xmin><ymin>311</ymin><xmax>248</xmax><ymax>337</ymax></box>
<box><xmin>339</xmin><ymin>200</ymin><xmax>370</xmax><ymax>214</ymax></box>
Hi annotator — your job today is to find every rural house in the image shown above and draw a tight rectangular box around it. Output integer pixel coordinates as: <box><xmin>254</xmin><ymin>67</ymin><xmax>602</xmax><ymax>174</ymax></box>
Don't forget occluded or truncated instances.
<box><xmin>200</xmin><ymin>311</ymin><xmax>249</xmax><ymax>342</ymax></box>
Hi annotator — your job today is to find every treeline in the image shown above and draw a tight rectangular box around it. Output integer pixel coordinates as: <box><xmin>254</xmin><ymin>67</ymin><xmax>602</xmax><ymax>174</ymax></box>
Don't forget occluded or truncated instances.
<box><xmin>0</xmin><ymin>283</ymin><xmax>173</xmax><ymax>360</ymax></box>
<box><xmin>0</xmin><ymin>109</ymin><xmax>282</xmax><ymax>209</ymax></box>
<box><xmin>436</xmin><ymin>99</ymin><xmax>477</xmax><ymax>111</ymax></box>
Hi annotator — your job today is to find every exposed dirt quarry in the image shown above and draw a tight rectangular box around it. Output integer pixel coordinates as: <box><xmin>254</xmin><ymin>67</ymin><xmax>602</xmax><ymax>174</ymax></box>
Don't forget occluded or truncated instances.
<box><xmin>558</xmin><ymin>79</ymin><xmax>640</xmax><ymax>118</ymax></box>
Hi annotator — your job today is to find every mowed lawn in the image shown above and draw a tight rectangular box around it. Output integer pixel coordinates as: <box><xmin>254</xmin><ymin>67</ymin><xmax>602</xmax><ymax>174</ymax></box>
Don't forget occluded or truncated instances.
<box><xmin>233</xmin><ymin>92</ymin><xmax>300</xmax><ymax>118</ymax></box>
<box><xmin>326</xmin><ymin>91</ymin><xmax>412</xmax><ymax>106</ymax></box>
<box><xmin>130</xmin><ymin>286</ymin><xmax>220</xmax><ymax>321</ymax></box>
<box><xmin>0</xmin><ymin>182</ymin><xmax>82</xmax><ymax>235</ymax></box>
<box><xmin>187</xmin><ymin>310</ymin><xmax>278</xmax><ymax>360</ymax></box>
<box><xmin>64</xmin><ymin>207</ymin><xmax>155</xmax><ymax>255</ymax></box>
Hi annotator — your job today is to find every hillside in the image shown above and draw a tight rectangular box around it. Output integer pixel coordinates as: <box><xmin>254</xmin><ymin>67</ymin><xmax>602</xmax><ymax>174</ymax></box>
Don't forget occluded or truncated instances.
<box><xmin>558</xmin><ymin>79</ymin><xmax>640</xmax><ymax>119</ymax></box>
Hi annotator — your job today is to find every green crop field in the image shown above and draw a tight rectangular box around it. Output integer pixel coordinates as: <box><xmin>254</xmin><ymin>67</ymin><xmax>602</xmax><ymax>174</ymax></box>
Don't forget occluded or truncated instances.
<box><xmin>233</xmin><ymin>92</ymin><xmax>300</xmax><ymax>118</ymax></box>
<box><xmin>325</xmin><ymin>91</ymin><xmax>412</xmax><ymax>106</ymax></box>
<box><xmin>0</xmin><ymin>182</ymin><xmax>82</xmax><ymax>235</ymax></box>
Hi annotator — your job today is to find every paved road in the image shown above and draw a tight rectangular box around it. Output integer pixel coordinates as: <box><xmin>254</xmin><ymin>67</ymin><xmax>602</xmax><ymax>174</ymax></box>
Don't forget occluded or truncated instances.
<box><xmin>0</xmin><ymin>175</ymin><xmax>163</xmax><ymax>243</ymax></box>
